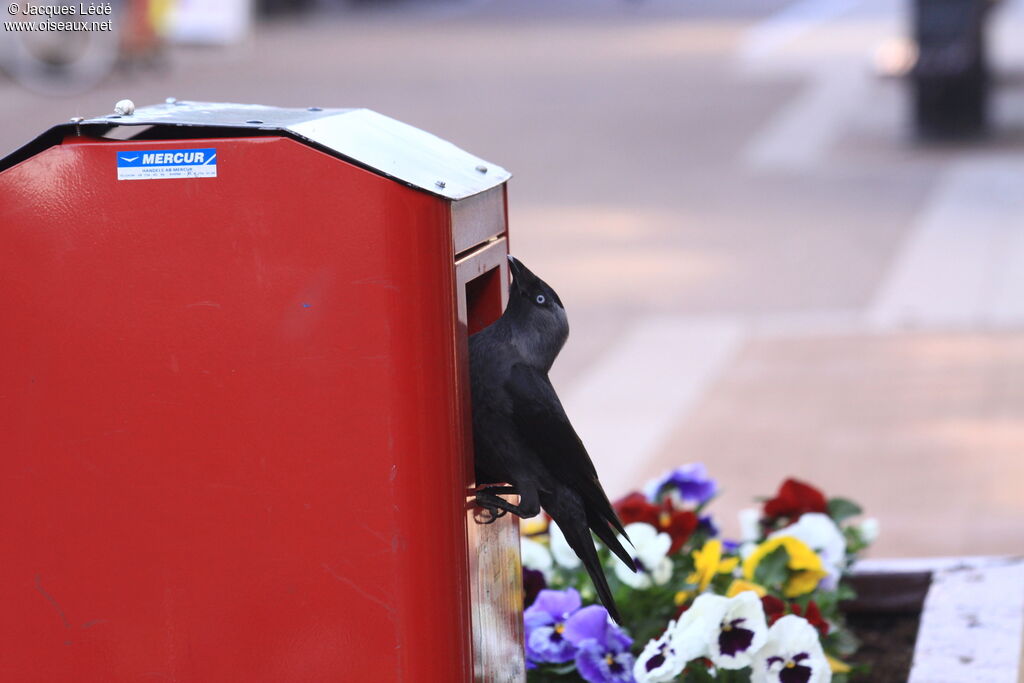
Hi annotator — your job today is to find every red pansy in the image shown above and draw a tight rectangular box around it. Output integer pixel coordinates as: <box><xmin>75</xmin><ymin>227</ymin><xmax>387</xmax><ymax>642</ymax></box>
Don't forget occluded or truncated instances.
<box><xmin>614</xmin><ymin>493</ymin><xmax>698</xmax><ymax>554</ymax></box>
<box><xmin>657</xmin><ymin>501</ymin><xmax>699</xmax><ymax>554</ymax></box>
<box><xmin>761</xmin><ymin>596</ymin><xmax>830</xmax><ymax>636</ymax></box>
<box><xmin>614</xmin><ymin>492</ymin><xmax>660</xmax><ymax>527</ymax></box>
<box><xmin>761</xmin><ymin>595</ymin><xmax>787</xmax><ymax>625</ymax></box>
<box><xmin>763</xmin><ymin>478</ymin><xmax>828</xmax><ymax>522</ymax></box>
<box><xmin>791</xmin><ymin>600</ymin><xmax>829</xmax><ymax>636</ymax></box>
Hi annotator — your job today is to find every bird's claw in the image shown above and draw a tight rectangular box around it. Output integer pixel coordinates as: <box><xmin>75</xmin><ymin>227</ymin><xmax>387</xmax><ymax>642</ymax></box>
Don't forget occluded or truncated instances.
<box><xmin>473</xmin><ymin>504</ymin><xmax>508</xmax><ymax>525</ymax></box>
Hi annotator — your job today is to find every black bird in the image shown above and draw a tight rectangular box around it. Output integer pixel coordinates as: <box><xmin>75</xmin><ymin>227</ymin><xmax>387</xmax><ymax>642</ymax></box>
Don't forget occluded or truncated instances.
<box><xmin>469</xmin><ymin>255</ymin><xmax>636</xmax><ymax>623</ymax></box>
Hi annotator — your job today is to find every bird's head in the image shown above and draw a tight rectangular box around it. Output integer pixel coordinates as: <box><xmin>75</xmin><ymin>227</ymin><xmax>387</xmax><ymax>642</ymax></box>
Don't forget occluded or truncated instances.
<box><xmin>504</xmin><ymin>255</ymin><xmax>569</xmax><ymax>371</ymax></box>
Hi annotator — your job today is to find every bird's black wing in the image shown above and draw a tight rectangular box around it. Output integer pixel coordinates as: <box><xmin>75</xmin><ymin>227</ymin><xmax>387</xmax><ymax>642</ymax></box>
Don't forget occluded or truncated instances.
<box><xmin>505</xmin><ymin>362</ymin><xmax>634</xmax><ymax>568</ymax></box>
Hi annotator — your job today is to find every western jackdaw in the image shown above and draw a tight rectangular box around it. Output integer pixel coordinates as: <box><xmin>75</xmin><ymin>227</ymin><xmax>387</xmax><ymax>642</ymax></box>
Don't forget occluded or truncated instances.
<box><xmin>469</xmin><ymin>255</ymin><xmax>635</xmax><ymax>623</ymax></box>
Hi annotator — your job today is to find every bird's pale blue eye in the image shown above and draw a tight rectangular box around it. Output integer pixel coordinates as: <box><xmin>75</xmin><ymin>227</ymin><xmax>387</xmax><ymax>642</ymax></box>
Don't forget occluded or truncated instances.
<box><xmin>536</xmin><ymin>294</ymin><xmax>546</xmax><ymax>305</ymax></box>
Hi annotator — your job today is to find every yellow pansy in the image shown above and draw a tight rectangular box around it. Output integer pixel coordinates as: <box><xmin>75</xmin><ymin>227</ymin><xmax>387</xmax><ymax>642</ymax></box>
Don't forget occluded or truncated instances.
<box><xmin>827</xmin><ymin>655</ymin><xmax>851</xmax><ymax>673</ymax></box>
<box><xmin>519</xmin><ymin>516</ymin><xmax>549</xmax><ymax>536</ymax></box>
<box><xmin>726</xmin><ymin>579</ymin><xmax>767</xmax><ymax>598</ymax></box>
<box><xmin>686</xmin><ymin>539</ymin><xmax>740</xmax><ymax>592</ymax></box>
<box><xmin>742</xmin><ymin>536</ymin><xmax>827</xmax><ymax>598</ymax></box>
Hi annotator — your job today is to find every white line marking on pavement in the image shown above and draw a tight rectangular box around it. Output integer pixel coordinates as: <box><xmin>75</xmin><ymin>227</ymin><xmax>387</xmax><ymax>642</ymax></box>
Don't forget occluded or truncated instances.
<box><xmin>868</xmin><ymin>159</ymin><xmax>1024</xmax><ymax>329</ymax></box>
<box><xmin>738</xmin><ymin>0</ymin><xmax>860</xmax><ymax>66</ymax></box>
<box><xmin>738</xmin><ymin>0</ymin><xmax>900</xmax><ymax>170</ymax></box>
<box><xmin>560</xmin><ymin>316</ymin><xmax>744</xmax><ymax>498</ymax></box>
<box><xmin>743</xmin><ymin>62</ymin><xmax>869</xmax><ymax>170</ymax></box>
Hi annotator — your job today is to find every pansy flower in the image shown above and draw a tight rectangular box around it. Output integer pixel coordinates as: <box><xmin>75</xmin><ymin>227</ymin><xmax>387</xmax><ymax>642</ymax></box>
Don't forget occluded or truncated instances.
<box><xmin>858</xmin><ymin>517</ymin><xmax>880</xmax><ymax>544</ymax></box>
<box><xmin>520</xmin><ymin>515</ymin><xmax>550</xmax><ymax>537</ymax></box>
<box><xmin>752</xmin><ymin>615</ymin><xmax>832</xmax><ymax>683</ymax></box>
<box><xmin>760</xmin><ymin>596</ymin><xmax>829</xmax><ymax>633</ymax></box>
<box><xmin>709</xmin><ymin>591</ymin><xmax>768</xmax><ymax>670</ymax></box>
<box><xmin>726</xmin><ymin>578</ymin><xmax>766</xmax><ymax>598</ymax></box>
<box><xmin>644</xmin><ymin>463</ymin><xmax>718</xmax><ymax>507</ymax></box>
<box><xmin>668</xmin><ymin>594</ymin><xmax>727</xmax><ymax>664</ymax></box>
<box><xmin>665</xmin><ymin>592</ymin><xmax>768</xmax><ymax>671</ymax></box>
<box><xmin>687</xmin><ymin>539</ymin><xmax>740</xmax><ymax>592</ymax></box>
<box><xmin>521</xmin><ymin>536</ymin><xmax>553</xmax><ymax>581</ymax></box>
<box><xmin>660</xmin><ymin>502</ymin><xmax>699</xmax><ymax>553</ymax></box>
<box><xmin>633</xmin><ymin>619</ymin><xmax>685</xmax><ymax>683</ymax></box>
<box><xmin>742</xmin><ymin>536</ymin><xmax>827</xmax><ymax>598</ymax></box>
<box><xmin>790</xmin><ymin>601</ymin><xmax>829</xmax><ymax>637</ymax></box>
<box><xmin>614</xmin><ymin>493</ymin><xmax>661</xmax><ymax>527</ymax></box>
<box><xmin>524</xmin><ymin>588</ymin><xmax>583</xmax><ymax>664</ymax></box>
<box><xmin>739</xmin><ymin>507</ymin><xmax>765</xmax><ymax>543</ymax></box>
<box><xmin>761</xmin><ymin>595</ymin><xmax>787</xmax><ymax>625</ymax></box>
<box><xmin>763</xmin><ymin>479</ymin><xmax>828</xmax><ymax>523</ymax></box>
<box><xmin>770</xmin><ymin>513</ymin><xmax>846</xmax><ymax>590</ymax></box>
<box><xmin>564</xmin><ymin>605</ymin><xmax>636</xmax><ymax>683</ymax></box>
<box><xmin>613</xmin><ymin>523</ymin><xmax>672</xmax><ymax>589</ymax></box>
<box><xmin>549</xmin><ymin>521</ymin><xmax>584</xmax><ymax>570</ymax></box>
<box><xmin>616</xmin><ymin>493</ymin><xmax>698</xmax><ymax>553</ymax></box>
<box><xmin>698</xmin><ymin>514</ymin><xmax>719</xmax><ymax>538</ymax></box>
<box><xmin>522</xmin><ymin>568</ymin><xmax>547</xmax><ymax>609</ymax></box>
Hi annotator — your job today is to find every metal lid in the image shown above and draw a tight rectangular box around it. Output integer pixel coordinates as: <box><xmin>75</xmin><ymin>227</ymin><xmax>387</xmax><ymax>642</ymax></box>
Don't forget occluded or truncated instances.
<box><xmin>0</xmin><ymin>101</ymin><xmax>510</xmax><ymax>201</ymax></box>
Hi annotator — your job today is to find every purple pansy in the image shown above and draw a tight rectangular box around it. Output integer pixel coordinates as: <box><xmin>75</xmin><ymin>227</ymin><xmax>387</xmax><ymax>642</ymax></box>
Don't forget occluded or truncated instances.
<box><xmin>576</xmin><ymin>640</ymin><xmax>636</xmax><ymax>683</ymax></box>
<box><xmin>698</xmin><ymin>514</ymin><xmax>719</xmax><ymax>538</ymax></box>
<box><xmin>644</xmin><ymin>463</ymin><xmax>718</xmax><ymax>507</ymax></box>
<box><xmin>564</xmin><ymin>605</ymin><xmax>636</xmax><ymax>683</ymax></box>
<box><xmin>524</xmin><ymin>588</ymin><xmax>583</xmax><ymax>664</ymax></box>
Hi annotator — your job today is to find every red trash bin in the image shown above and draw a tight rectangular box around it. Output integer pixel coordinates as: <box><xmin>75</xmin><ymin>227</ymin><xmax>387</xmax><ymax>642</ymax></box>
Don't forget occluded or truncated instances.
<box><xmin>0</xmin><ymin>101</ymin><xmax>523</xmax><ymax>682</ymax></box>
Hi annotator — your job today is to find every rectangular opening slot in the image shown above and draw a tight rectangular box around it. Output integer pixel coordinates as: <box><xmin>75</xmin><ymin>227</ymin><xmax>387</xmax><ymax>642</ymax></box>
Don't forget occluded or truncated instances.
<box><xmin>465</xmin><ymin>266</ymin><xmax>503</xmax><ymax>336</ymax></box>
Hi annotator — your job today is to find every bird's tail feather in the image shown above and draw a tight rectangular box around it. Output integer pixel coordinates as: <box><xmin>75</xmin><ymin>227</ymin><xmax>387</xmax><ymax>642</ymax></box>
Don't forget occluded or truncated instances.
<box><xmin>553</xmin><ymin>512</ymin><xmax>624</xmax><ymax>624</ymax></box>
<box><xmin>587</xmin><ymin>509</ymin><xmax>636</xmax><ymax>573</ymax></box>
<box><xmin>579</xmin><ymin>477</ymin><xmax>632</xmax><ymax>545</ymax></box>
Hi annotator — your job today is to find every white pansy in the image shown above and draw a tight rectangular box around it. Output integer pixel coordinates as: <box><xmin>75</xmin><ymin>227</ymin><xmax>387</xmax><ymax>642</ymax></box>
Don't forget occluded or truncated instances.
<box><xmin>770</xmin><ymin>512</ymin><xmax>847</xmax><ymax>584</ymax></box>
<box><xmin>548</xmin><ymin>521</ymin><xmax>582</xmax><ymax>570</ymax></box>
<box><xmin>710</xmin><ymin>591</ymin><xmax>769</xmax><ymax>670</ymax></box>
<box><xmin>658</xmin><ymin>592</ymin><xmax>771</xmax><ymax>675</ymax></box>
<box><xmin>752</xmin><ymin>615</ymin><xmax>832</xmax><ymax>683</ymax></box>
<box><xmin>739</xmin><ymin>507</ymin><xmax>762</xmax><ymax>542</ymax></box>
<box><xmin>858</xmin><ymin>517</ymin><xmax>880</xmax><ymax>544</ymax></box>
<box><xmin>613</xmin><ymin>522</ymin><xmax>672</xmax><ymax>589</ymax></box>
<box><xmin>634</xmin><ymin>620</ymin><xmax>686</xmax><ymax>683</ymax></box>
<box><xmin>669</xmin><ymin>593</ymin><xmax>728</xmax><ymax>662</ymax></box>
<box><xmin>520</xmin><ymin>537</ymin><xmax>553</xmax><ymax>581</ymax></box>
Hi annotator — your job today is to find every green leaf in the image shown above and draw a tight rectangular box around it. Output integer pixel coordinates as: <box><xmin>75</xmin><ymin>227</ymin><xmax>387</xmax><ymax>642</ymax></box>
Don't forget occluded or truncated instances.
<box><xmin>827</xmin><ymin>498</ymin><xmax>863</xmax><ymax>523</ymax></box>
<box><xmin>527</xmin><ymin>664</ymin><xmax>576</xmax><ymax>682</ymax></box>
<box><xmin>717</xmin><ymin>668</ymin><xmax>754</xmax><ymax>683</ymax></box>
<box><xmin>754</xmin><ymin>545</ymin><xmax>790</xmax><ymax>589</ymax></box>
<box><xmin>835</xmin><ymin>581</ymin><xmax>858</xmax><ymax>602</ymax></box>
<box><xmin>547</xmin><ymin>663</ymin><xmax>578</xmax><ymax>675</ymax></box>
<box><xmin>833</xmin><ymin>623</ymin><xmax>862</xmax><ymax>657</ymax></box>
<box><xmin>683</xmin><ymin>664</ymin><xmax>718</xmax><ymax>683</ymax></box>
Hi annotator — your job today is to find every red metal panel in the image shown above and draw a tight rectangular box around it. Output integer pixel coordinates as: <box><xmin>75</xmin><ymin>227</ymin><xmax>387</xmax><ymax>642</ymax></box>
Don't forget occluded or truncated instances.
<box><xmin>0</xmin><ymin>136</ymin><xmax>473</xmax><ymax>681</ymax></box>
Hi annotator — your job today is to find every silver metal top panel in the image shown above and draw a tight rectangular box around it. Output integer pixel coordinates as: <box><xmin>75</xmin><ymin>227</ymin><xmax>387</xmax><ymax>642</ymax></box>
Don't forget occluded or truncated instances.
<box><xmin>2</xmin><ymin>101</ymin><xmax>510</xmax><ymax>200</ymax></box>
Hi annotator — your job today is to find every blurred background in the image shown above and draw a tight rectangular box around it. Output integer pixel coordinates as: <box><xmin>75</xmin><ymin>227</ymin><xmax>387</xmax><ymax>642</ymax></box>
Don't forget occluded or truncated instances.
<box><xmin>3</xmin><ymin>0</ymin><xmax>1022</xmax><ymax>559</ymax></box>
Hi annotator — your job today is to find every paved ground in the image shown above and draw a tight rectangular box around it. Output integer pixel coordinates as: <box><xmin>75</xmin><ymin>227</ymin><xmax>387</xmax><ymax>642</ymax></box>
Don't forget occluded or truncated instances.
<box><xmin>2</xmin><ymin>0</ymin><xmax>1023</xmax><ymax>558</ymax></box>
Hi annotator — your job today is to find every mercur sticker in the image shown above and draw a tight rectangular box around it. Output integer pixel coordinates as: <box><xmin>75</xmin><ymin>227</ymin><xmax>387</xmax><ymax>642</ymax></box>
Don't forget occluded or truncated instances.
<box><xmin>117</xmin><ymin>148</ymin><xmax>217</xmax><ymax>180</ymax></box>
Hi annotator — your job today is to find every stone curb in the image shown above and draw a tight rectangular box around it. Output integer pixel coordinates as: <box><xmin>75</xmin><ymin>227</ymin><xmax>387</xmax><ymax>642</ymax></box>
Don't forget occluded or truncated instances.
<box><xmin>854</xmin><ymin>556</ymin><xmax>1024</xmax><ymax>683</ymax></box>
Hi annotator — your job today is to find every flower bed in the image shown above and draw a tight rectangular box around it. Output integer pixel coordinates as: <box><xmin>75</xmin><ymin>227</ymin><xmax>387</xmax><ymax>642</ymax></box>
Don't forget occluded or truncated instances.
<box><xmin>520</xmin><ymin>467</ymin><xmax>878</xmax><ymax>683</ymax></box>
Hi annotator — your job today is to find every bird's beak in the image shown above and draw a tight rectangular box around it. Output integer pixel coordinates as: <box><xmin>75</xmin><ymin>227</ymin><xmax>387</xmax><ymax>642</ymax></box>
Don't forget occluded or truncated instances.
<box><xmin>507</xmin><ymin>254</ymin><xmax>523</xmax><ymax>281</ymax></box>
<box><xmin>508</xmin><ymin>254</ymin><xmax>537</xmax><ymax>294</ymax></box>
